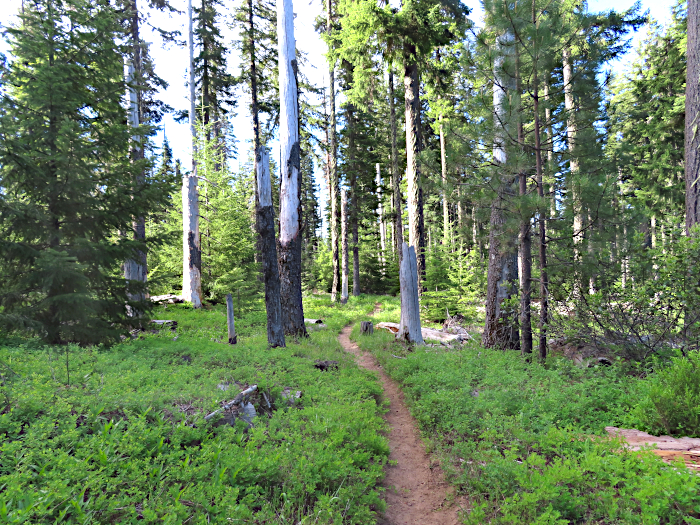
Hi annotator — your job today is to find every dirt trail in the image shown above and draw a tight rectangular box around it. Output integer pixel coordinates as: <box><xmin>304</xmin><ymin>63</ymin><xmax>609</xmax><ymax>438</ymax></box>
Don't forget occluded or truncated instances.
<box><xmin>338</xmin><ymin>306</ymin><xmax>463</xmax><ymax>525</ymax></box>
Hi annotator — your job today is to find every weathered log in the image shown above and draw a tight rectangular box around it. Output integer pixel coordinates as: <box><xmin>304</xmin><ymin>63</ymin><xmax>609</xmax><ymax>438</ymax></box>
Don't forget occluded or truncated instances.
<box><xmin>304</xmin><ymin>318</ymin><xmax>324</xmax><ymax>324</ymax></box>
<box><xmin>226</xmin><ymin>293</ymin><xmax>237</xmax><ymax>344</ymax></box>
<box><xmin>204</xmin><ymin>384</ymin><xmax>257</xmax><ymax>421</ymax></box>
<box><xmin>377</xmin><ymin>322</ymin><xmax>469</xmax><ymax>344</ymax></box>
<box><xmin>151</xmin><ymin>320</ymin><xmax>178</xmax><ymax>329</ymax></box>
<box><xmin>398</xmin><ymin>243</ymin><xmax>424</xmax><ymax>345</ymax></box>
<box><xmin>360</xmin><ymin>321</ymin><xmax>374</xmax><ymax>335</ymax></box>
<box><xmin>150</xmin><ymin>294</ymin><xmax>184</xmax><ymax>304</ymax></box>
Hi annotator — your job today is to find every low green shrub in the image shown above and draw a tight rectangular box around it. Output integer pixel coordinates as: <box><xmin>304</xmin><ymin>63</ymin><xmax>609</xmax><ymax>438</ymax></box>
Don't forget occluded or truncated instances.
<box><xmin>631</xmin><ymin>350</ymin><xmax>700</xmax><ymax>437</ymax></box>
<box><xmin>356</xmin><ymin>302</ymin><xmax>700</xmax><ymax>524</ymax></box>
<box><xmin>0</xmin><ymin>295</ymin><xmax>389</xmax><ymax>524</ymax></box>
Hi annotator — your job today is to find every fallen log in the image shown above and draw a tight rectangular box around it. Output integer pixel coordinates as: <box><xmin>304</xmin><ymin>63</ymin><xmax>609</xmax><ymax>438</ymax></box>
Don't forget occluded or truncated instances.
<box><xmin>606</xmin><ymin>426</ymin><xmax>700</xmax><ymax>473</ymax></box>
<box><xmin>150</xmin><ymin>294</ymin><xmax>184</xmax><ymax>304</ymax></box>
<box><xmin>376</xmin><ymin>322</ymin><xmax>470</xmax><ymax>344</ymax></box>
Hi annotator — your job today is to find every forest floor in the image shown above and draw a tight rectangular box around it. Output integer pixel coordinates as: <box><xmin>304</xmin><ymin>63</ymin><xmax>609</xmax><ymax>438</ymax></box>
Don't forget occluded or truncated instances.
<box><xmin>338</xmin><ymin>303</ymin><xmax>465</xmax><ymax>524</ymax></box>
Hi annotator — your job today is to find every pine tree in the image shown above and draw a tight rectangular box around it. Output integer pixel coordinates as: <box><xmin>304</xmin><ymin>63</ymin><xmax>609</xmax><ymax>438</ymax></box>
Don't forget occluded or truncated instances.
<box><xmin>0</xmin><ymin>0</ymin><xmax>174</xmax><ymax>344</ymax></box>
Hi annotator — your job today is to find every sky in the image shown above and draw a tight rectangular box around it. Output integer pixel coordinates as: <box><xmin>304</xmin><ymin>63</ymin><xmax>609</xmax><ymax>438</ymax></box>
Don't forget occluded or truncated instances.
<box><xmin>0</xmin><ymin>0</ymin><xmax>679</xmax><ymax>227</ymax></box>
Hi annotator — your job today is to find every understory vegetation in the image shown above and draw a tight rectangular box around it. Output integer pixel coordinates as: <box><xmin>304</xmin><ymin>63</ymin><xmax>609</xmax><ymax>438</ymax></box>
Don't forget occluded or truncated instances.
<box><xmin>355</xmin><ymin>298</ymin><xmax>700</xmax><ymax>525</ymax></box>
<box><xmin>0</xmin><ymin>296</ymin><xmax>388</xmax><ymax>524</ymax></box>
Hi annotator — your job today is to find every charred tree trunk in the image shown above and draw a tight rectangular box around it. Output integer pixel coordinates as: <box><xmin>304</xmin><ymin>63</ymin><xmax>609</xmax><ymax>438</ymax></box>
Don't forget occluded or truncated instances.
<box><xmin>256</xmin><ymin>148</ymin><xmax>286</xmax><ymax>348</ymax></box>
<box><xmin>277</xmin><ymin>0</ymin><xmax>306</xmax><ymax>337</ymax></box>
<box><xmin>247</xmin><ymin>0</ymin><xmax>263</xmax><ymax>273</ymax></box>
<box><xmin>341</xmin><ymin>188</ymin><xmax>349</xmax><ymax>304</ymax></box>
<box><xmin>483</xmin><ymin>30</ymin><xmax>519</xmax><ymax>350</ymax></box>
<box><xmin>687</xmin><ymin>0</ymin><xmax>700</xmax><ymax>233</ymax></box>
<box><xmin>327</xmin><ymin>0</ymin><xmax>340</xmax><ymax>301</ymax></box>
<box><xmin>183</xmin><ymin>0</ymin><xmax>202</xmax><ymax>307</ymax></box>
<box><xmin>403</xmin><ymin>49</ymin><xmax>425</xmax><ymax>289</ymax></box>
<box><xmin>389</xmin><ymin>69</ymin><xmax>403</xmax><ymax>264</ymax></box>
<box><xmin>226</xmin><ymin>293</ymin><xmax>237</xmax><ymax>344</ymax></box>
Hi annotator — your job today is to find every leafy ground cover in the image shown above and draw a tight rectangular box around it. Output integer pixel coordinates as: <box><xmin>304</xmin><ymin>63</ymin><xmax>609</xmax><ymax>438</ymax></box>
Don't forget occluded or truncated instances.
<box><xmin>357</xmin><ymin>298</ymin><xmax>700</xmax><ymax>525</ymax></box>
<box><xmin>0</xmin><ymin>295</ymin><xmax>389</xmax><ymax>524</ymax></box>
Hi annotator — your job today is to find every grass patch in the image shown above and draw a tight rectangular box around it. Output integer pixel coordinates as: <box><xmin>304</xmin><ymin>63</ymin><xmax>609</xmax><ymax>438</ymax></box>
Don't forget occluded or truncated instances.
<box><xmin>0</xmin><ymin>295</ymin><xmax>389</xmax><ymax>524</ymax></box>
<box><xmin>357</xmin><ymin>297</ymin><xmax>700</xmax><ymax>524</ymax></box>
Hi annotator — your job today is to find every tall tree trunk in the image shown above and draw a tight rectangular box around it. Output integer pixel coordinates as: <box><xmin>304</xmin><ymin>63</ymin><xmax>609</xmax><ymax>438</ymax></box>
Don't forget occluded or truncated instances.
<box><xmin>483</xmin><ymin>30</ymin><xmax>519</xmax><ymax>350</ymax></box>
<box><xmin>248</xmin><ymin>0</ymin><xmax>262</xmax><ymax>272</ymax></box>
<box><xmin>277</xmin><ymin>0</ymin><xmax>306</xmax><ymax>336</ymax></box>
<box><xmin>687</xmin><ymin>0</ymin><xmax>700</xmax><ymax>233</ymax></box>
<box><xmin>348</xmin><ymin>106</ymin><xmax>360</xmax><ymax>296</ymax></box>
<box><xmin>563</xmin><ymin>47</ymin><xmax>583</xmax><ymax>299</ymax></box>
<box><xmin>377</xmin><ymin>164</ymin><xmax>387</xmax><ymax>266</ymax></box>
<box><xmin>516</xmin><ymin>49</ymin><xmax>532</xmax><ymax>355</ymax></box>
<box><xmin>532</xmin><ymin>9</ymin><xmax>548</xmax><ymax>361</ymax></box>
<box><xmin>257</xmin><ymin>148</ymin><xmax>286</xmax><ymax>347</ymax></box>
<box><xmin>403</xmin><ymin>48</ymin><xmax>426</xmax><ymax>289</ymax></box>
<box><xmin>183</xmin><ymin>0</ymin><xmax>202</xmax><ymax>307</ymax></box>
<box><xmin>440</xmin><ymin>116</ymin><xmax>450</xmax><ymax>246</ymax></box>
<box><xmin>124</xmin><ymin>0</ymin><xmax>147</xmax><ymax>310</ymax></box>
<box><xmin>327</xmin><ymin>0</ymin><xmax>340</xmax><ymax>301</ymax></box>
<box><xmin>389</xmin><ymin>69</ymin><xmax>403</xmax><ymax>264</ymax></box>
<box><xmin>544</xmin><ymin>78</ymin><xmax>556</xmax><ymax>218</ymax></box>
<box><xmin>341</xmin><ymin>188</ymin><xmax>349</xmax><ymax>304</ymax></box>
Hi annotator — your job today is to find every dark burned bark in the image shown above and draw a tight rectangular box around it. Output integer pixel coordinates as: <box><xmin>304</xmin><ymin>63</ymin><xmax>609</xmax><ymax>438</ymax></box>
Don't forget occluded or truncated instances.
<box><xmin>341</xmin><ymin>188</ymin><xmax>349</xmax><ymax>304</ymax></box>
<box><xmin>687</xmin><ymin>0</ymin><xmax>700</xmax><ymax>234</ymax></box>
<box><xmin>278</xmin><ymin>234</ymin><xmax>306</xmax><ymax>337</ymax></box>
<box><xmin>257</xmin><ymin>200</ymin><xmax>285</xmax><ymax>347</ymax></box>
<box><xmin>403</xmin><ymin>49</ymin><xmax>425</xmax><ymax>289</ymax></box>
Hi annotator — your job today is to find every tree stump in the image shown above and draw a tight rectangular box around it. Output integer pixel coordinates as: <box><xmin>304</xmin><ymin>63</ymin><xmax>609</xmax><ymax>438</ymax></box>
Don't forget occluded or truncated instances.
<box><xmin>361</xmin><ymin>321</ymin><xmax>374</xmax><ymax>335</ymax></box>
<box><xmin>398</xmin><ymin>242</ymin><xmax>424</xmax><ymax>345</ymax></box>
<box><xmin>226</xmin><ymin>293</ymin><xmax>237</xmax><ymax>344</ymax></box>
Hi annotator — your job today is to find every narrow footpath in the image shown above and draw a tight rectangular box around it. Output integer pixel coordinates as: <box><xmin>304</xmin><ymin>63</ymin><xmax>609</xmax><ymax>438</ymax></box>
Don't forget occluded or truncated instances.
<box><xmin>338</xmin><ymin>307</ymin><xmax>463</xmax><ymax>525</ymax></box>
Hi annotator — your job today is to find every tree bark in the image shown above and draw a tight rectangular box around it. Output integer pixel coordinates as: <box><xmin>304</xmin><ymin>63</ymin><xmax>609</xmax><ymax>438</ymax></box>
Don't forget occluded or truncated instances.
<box><xmin>256</xmin><ymin>148</ymin><xmax>286</xmax><ymax>348</ymax></box>
<box><xmin>377</xmin><ymin>163</ymin><xmax>387</xmax><ymax>266</ymax></box>
<box><xmin>483</xmin><ymin>30</ymin><xmax>519</xmax><ymax>350</ymax></box>
<box><xmin>687</xmin><ymin>0</ymin><xmax>700</xmax><ymax>234</ymax></box>
<box><xmin>532</xmin><ymin>9</ymin><xmax>549</xmax><ymax>361</ymax></box>
<box><xmin>247</xmin><ymin>0</ymin><xmax>263</xmax><ymax>273</ymax></box>
<box><xmin>124</xmin><ymin>0</ymin><xmax>147</xmax><ymax>310</ymax></box>
<box><xmin>516</xmin><ymin>49</ymin><xmax>532</xmax><ymax>355</ymax></box>
<box><xmin>440</xmin><ymin>117</ymin><xmax>450</xmax><ymax>246</ymax></box>
<box><xmin>277</xmin><ymin>0</ymin><xmax>307</xmax><ymax>337</ymax></box>
<box><xmin>341</xmin><ymin>188</ymin><xmax>349</xmax><ymax>304</ymax></box>
<box><xmin>226</xmin><ymin>293</ymin><xmax>237</xmax><ymax>344</ymax></box>
<box><xmin>403</xmin><ymin>50</ymin><xmax>426</xmax><ymax>289</ymax></box>
<box><xmin>398</xmin><ymin>243</ymin><xmax>424</xmax><ymax>345</ymax></box>
<box><xmin>563</xmin><ymin>47</ymin><xmax>584</xmax><ymax>298</ymax></box>
<box><xmin>389</xmin><ymin>69</ymin><xmax>403</xmax><ymax>264</ymax></box>
<box><xmin>544</xmin><ymin>78</ymin><xmax>556</xmax><ymax>219</ymax></box>
<box><xmin>327</xmin><ymin>0</ymin><xmax>340</xmax><ymax>300</ymax></box>
<box><xmin>183</xmin><ymin>0</ymin><xmax>202</xmax><ymax>308</ymax></box>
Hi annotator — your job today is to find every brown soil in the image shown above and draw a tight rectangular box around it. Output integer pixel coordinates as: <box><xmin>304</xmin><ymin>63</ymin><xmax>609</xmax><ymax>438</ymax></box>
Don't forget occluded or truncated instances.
<box><xmin>338</xmin><ymin>305</ymin><xmax>464</xmax><ymax>525</ymax></box>
<box><xmin>606</xmin><ymin>427</ymin><xmax>700</xmax><ymax>473</ymax></box>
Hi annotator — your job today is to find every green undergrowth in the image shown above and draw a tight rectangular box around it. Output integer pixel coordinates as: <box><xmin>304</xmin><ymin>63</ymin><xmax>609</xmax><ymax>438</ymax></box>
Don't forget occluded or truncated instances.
<box><xmin>0</xmin><ymin>295</ymin><xmax>389</xmax><ymax>524</ymax></box>
<box><xmin>356</xmin><ymin>298</ymin><xmax>700</xmax><ymax>524</ymax></box>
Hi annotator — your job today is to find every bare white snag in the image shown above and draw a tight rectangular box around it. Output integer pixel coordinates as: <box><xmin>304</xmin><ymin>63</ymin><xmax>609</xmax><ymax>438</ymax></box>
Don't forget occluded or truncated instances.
<box><xmin>398</xmin><ymin>243</ymin><xmax>424</xmax><ymax>345</ymax></box>
<box><xmin>183</xmin><ymin>0</ymin><xmax>202</xmax><ymax>308</ymax></box>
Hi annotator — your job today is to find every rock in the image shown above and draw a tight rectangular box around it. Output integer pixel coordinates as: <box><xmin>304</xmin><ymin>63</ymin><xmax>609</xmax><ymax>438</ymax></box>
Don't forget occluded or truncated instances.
<box><xmin>314</xmin><ymin>360</ymin><xmax>339</xmax><ymax>371</ymax></box>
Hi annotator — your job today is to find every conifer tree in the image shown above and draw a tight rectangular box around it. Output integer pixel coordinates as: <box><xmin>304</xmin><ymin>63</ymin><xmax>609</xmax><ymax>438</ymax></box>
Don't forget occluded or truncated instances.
<box><xmin>0</xmin><ymin>0</ymin><xmax>174</xmax><ymax>344</ymax></box>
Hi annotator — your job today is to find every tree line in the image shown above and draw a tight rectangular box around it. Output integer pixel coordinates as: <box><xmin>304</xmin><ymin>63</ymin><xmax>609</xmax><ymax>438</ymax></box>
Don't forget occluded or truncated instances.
<box><xmin>1</xmin><ymin>0</ymin><xmax>698</xmax><ymax>358</ymax></box>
